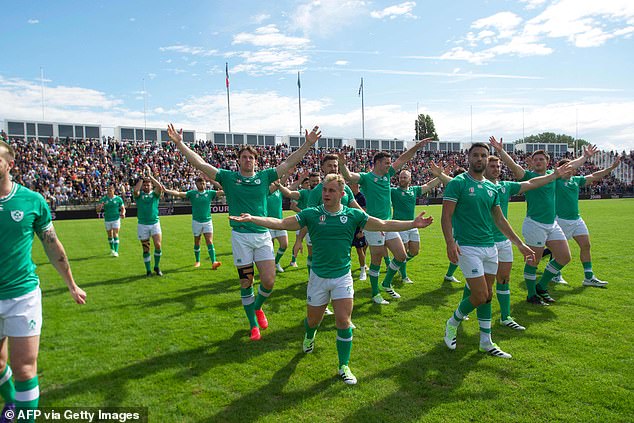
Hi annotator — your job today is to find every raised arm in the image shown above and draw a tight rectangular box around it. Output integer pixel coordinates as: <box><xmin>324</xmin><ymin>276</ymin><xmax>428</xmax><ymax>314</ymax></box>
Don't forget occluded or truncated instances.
<box><xmin>278</xmin><ymin>184</ymin><xmax>301</xmax><ymax>200</ymax></box>
<box><xmin>420</xmin><ymin>177</ymin><xmax>442</xmax><ymax>194</ymax></box>
<box><xmin>37</xmin><ymin>225</ymin><xmax>86</xmax><ymax>304</ymax></box>
<box><xmin>290</xmin><ymin>170</ymin><xmax>309</xmax><ymax>190</ymax></box>
<box><xmin>144</xmin><ymin>165</ymin><xmax>164</xmax><ymax>196</ymax></box>
<box><xmin>430</xmin><ymin>161</ymin><xmax>452</xmax><ymax>185</ymax></box>
<box><xmin>167</xmin><ymin>124</ymin><xmax>219</xmax><ymax>180</ymax></box>
<box><xmin>585</xmin><ymin>155</ymin><xmax>620</xmax><ymax>184</ymax></box>
<box><xmin>337</xmin><ymin>152</ymin><xmax>361</xmax><ymax>184</ymax></box>
<box><xmin>568</xmin><ymin>144</ymin><xmax>598</xmax><ymax>170</ymax></box>
<box><xmin>229</xmin><ymin>213</ymin><xmax>301</xmax><ymax>231</ymax></box>
<box><xmin>133</xmin><ymin>179</ymin><xmax>143</xmax><ymax>197</ymax></box>
<box><xmin>492</xmin><ymin>206</ymin><xmax>535</xmax><ymax>262</ymax></box>
<box><xmin>392</xmin><ymin>137</ymin><xmax>433</xmax><ymax>171</ymax></box>
<box><xmin>517</xmin><ymin>162</ymin><xmax>572</xmax><ymax>194</ymax></box>
<box><xmin>489</xmin><ymin>136</ymin><xmax>525</xmax><ymax>179</ymax></box>
<box><xmin>163</xmin><ymin>188</ymin><xmax>188</xmax><ymax>199</ymax></box>
<box><xmin>364</xmin><ymin>212</ymin><xmax>433</xmax><ymax>232</ymax></box>
<box><xmin>275</xmin><ymin>126</ymin><xmax>321</xmax><ymax>177</ymax></box>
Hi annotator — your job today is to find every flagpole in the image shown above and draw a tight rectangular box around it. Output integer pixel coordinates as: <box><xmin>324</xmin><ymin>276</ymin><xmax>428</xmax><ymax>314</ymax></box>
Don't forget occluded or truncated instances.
<box><xmin>298</xmin><ymin>72</ymin><xmax>303</xmax><ymax>138</ymax></box>
<box><xmin>226</xmin><ymin>62</ymin><xmax>231</xmax><ymax>133</ymax></box>
<box><xmin>359</xmin><ymin>77</ymin><xmax>365</xmax><ymax>143</ymax></box>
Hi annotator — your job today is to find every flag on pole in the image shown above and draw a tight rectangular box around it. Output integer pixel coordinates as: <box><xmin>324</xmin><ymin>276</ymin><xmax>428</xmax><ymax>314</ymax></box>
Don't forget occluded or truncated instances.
<box><xmin>225</xmin><ymin>63</ymin><xmax>229</xmax><ymax>88</ymax></box>
<box><xmin>358</xmin><ymin>78</ymin><xmax>363</xmax><ymax>96</ymax></box>
<box><xmin>297</xmin><ymin>72</ymin><xmax>301</xmax><ymax>89</ymax></box>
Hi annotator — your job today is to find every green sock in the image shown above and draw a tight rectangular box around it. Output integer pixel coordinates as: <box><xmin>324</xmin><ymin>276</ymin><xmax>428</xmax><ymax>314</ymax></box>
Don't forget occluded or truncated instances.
<box><xmin>275</xmin><ymin>248</ymin><xmax>286</xmax><ymax>264</ymax></box>
<box><xmin>383</xmin><ymin>255</ymin><xmax>391</xmax><ymax>267</ymax></box>
<box><xmin>399</xmin><ymin>261</ymin><xmax>408</xmax><ymax>278</ymax></box>
<box><xmin>113</xmin><ymin>237</ymin><xmax>119</xmax><ymax>253</ymax></box>
<box><xmin>15</xmin><ymin>376</ymin><xmax>39</xmax><ymax>423</ymax></box>
<box><xmin>194</xmin><ymin>246</ymin><xmax>201</xmax><ymax>262</ymax></box>
<box><xmin>453</xmin><ymin>297</ymin><xmax>476</xmax><ymax>322</ymax></box>
<box><xmin>369</xmin><ymin>263</ymin><xmax>381</xmax><ymax>296</ymax></box>
<box><xmin>108</xmin><ymin>237</ymin><xmax>114</xmax><ymax>251</ymax></box>
<box><xmin>240</xmin><ymin>287</ymin><xmax>258</xmax><ymax>328</ymax></box>
<box><xmin>336</xmin><ymin>327</ymin><xmax>353</xmax><ymax>367</ymax></box>
<box><xmin>307</xmin><ymin>255</ymin><xmax>312</xmax><ymax>276</ymax></box>
<box><xmin>382</xmin><ymin>258</ymin><xmax>404</xmax><ymax>288</ymax></box>
<box><xmin>537</xmin><ymin>260</ymin><xmax>565</xmax><ymax>291</ymax></box>
<box><xmin>143</xmin><ymin>252</ymin><xmax>151</xmax><ymax>272</ymax></box>
<box><xmin>446</xmin><ymin>262</ymin><xmax>458</xmax><ymax>277</ymax></box>
<box><xmin>154</xmin><ymin>249</ymin><xmax>162</xmax><ymax>269</ymax></box>
<box><xmin>290</xmin><ymin>254</ymin><xmax>296</xmax><ymax>263</ymax></box>
<box><xmin>524</xmin><ymin>264</ymin><xmax>537</xmax><ymax>298</ymax></box>
<box><xmin>207</xmin><ymin>244</ymin><xmax>216</xmax><ymax>262</ymax></box>
<box><xmin>254</xmin><ymin>285</ymin><xmax>273</xmax><ymax>310</ymax></box>
<box><xmin>496</xmin><ymin>283</ymin><xmax>511</xmax><ymax>320</ymax></box>
<box><xmin>304</xmin><ymin>318</ymin><xmax>319</xmax><ymax>339</ymax></box>
<box><xmin>583</xmin><ymin>261</ymin><xmax>593</xmax><ymax>279</ymax></box>
<box><xmin>461</xmin><ymin>284</ymin><xmax>471</xmax><ymax>302</ymax></box>
<box><xmin>0</xmin><ymin>365</ymin><xmax>15</xmax><ymax>403</ymax></box>
<box><xmin>476</xmin><ymin>302</ymin><xmax>493</xmax><ymax>346</ymax></box>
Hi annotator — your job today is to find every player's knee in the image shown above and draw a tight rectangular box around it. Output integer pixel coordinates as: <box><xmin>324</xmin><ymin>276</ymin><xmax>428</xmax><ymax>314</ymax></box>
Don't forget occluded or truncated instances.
<box><xmin>335</xmin><ymin>318</ymin><xmax>352</xmax><ymax>330</ymax></box>
<box><xmin>470</xmin><ymin>292</ymin><xmax>487</xmax><ymax>306</ymax></box>
<box><xmin>141</xmin><ymin>240</ymin><xmax>151</xmax><ymax>252</ymax></box>
<box><xmin>12</xmin><ymin>363</ymin><xmax>37</xmax><ymax>381</ymax></box>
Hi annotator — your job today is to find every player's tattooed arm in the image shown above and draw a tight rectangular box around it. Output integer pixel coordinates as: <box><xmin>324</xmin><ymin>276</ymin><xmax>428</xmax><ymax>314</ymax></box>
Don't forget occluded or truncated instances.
<box><xmin>37</xmin><ymin>226</ymin><xmax>87</xmax><ymax>305</ymax></box>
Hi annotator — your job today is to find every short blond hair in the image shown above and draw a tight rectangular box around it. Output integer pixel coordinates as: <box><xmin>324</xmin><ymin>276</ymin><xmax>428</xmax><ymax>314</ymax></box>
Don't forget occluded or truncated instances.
<box><xmin>0</xmin><ymin>140</ymin><xmax>15</xmax><ymax>161</ymax></box>
<box><xmin>488</xmin><ymin>155</ymin><xmax>500</xmax><ymax>162</ymax></box>
<box><xmin>323</xmin><ymin>173</ymin><xmax>345</xmax><ymax>191</ymax></box>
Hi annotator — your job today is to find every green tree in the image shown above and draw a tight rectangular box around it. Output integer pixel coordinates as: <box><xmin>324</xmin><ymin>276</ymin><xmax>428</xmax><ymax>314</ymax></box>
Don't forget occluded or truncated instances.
<box><xmin>515</xmin><ymin>132</ymin><xmax>590</xmax><ymax>148</ymax></box>
<box><xmin>415</xmin><ymin>114</ymin><xmax>439</xmax><ymax>141</ymax></box>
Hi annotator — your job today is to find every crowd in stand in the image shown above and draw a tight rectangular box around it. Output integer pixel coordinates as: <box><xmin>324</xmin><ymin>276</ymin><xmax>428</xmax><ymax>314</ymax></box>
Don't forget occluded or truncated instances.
<box><xmin>7</xmin><ymin>137</ymin><xmax>633</xmax><ymax>208</ymax></box>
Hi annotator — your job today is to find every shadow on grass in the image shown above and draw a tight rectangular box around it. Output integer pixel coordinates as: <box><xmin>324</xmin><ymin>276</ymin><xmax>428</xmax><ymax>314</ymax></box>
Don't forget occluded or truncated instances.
<box><xmin>41</xmin><ymin>327</ymin><xmax>302</xmax><ymax>408</ymax></box>
<box><xmin>395</xmin><ymin>278</ymin><xmax>465</xmax><ymax>313</ymax></box>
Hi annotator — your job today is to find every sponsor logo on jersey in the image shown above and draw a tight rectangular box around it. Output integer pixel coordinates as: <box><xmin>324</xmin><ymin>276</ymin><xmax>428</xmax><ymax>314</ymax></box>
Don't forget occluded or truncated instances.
<box><xmin>10</xmin><ymin>210</ymin><xmax>24</xmax><ymax>222</ymax></box>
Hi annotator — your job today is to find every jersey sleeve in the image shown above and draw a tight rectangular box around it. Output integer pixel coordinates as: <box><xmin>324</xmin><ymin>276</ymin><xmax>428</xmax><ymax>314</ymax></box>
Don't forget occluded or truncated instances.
<box><xmin>215</xmin><ymin>169</ymin><xmax>228</xmax><ymax>186</ymax></box>
<box><xmin>388</xmin><ymin>167</ymin><xmax>396</xmax><ymax>178</ymax></box>
<box><xmin>390</xmin><ymin>188</ymin><xmax>398</xmax><ymax>203</ymax></box>
<box><xmin>508</xmin><ymin>181</ymin><xmax>522</xmax><ymax>196</ymax></box>
<box><xmin>520</xmin><ymin>169</ymin><xmax>536</xmax><ymax>182</ymax></box>
<box><xmin>443</xmin><ymin>179</ymin><xmax>461</xmax><ymax>203</ymax></box>
<box><xmin>185</xmin><ymin>190</ymin><xmax>194</xmax><ymax>200</ymax></box>
<box><xmin>263</xmin><ymin>168</ymin><xmax>279</xmax><ymax>184</ymax></box>
<box><xmin>344</xmin><ymin>185</ymin><xmax>354</xmax><ymax>206</ymax></box>
<box><xmin>358</xmin><ymin>172</ymin><xmax>368</xmax><ymax>189</ymax></box>
<box><xmin>492</xmin><ymin>187</ymin><xmax>500</xmax><ymax>208</ymax></box>
<box><xmin>295</xmin><ymin>209</ymin><xmax>310</xmax><ymax>228</ymax></box>
<box><xmin>577</xmin><ymin>176</ymin><xmax>587</xmax><ymax>187</ymax></box>
<box><xmin>414</xmin><ymin>186</ymin><xmax>423</xmax><ymax>197</ymax></box>
<box><xmin>34</xmin><ymin>194</ymin><xmax>53</xmax><ymax>234</ymax></box>
<box><xmin>352</xmin><ymin>208</ymin><xmax>370</xmax><ymax>229</ymax></box>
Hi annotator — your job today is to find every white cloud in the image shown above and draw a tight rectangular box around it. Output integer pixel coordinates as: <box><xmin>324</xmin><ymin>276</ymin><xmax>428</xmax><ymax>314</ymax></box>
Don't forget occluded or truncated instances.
<box><xmin>519</xmin><ymin>0</ymin><xmax>548</xmax><ymax>10</ymax></box>
<box><xmin>251</xmin><ymin>13</ymin><xmax>271</xmax><ymax>24</ymax></box>
<box><xmin>335</xmin><ymin>60</ymin><xmax>349</xmax><ymax>65</ymax></box>
<box><xmin>290</xmin><ymin>0</ymin><xmax>368</xmax><ymax>36</ymax></box>
<box><xmin>129</xmin><ymin>17</ymin><xmax>136</xmax><ymax>22</ymax></box>
<box><xmin>27</xmin><ymin>19</ymin><xmax>39</xmax><ymax>24</ymax></box>
<box><xmin>159</xmin><ymin>45</ymin><xmax>218</xmax><ymax>57</ymax></box>
<box><xmin>232</xmin><ymin>25</ymin><xmax>310</xmax><ymax>48</ymax></box>
<box><xmin>370</xmin><ymin>2</ymin><xmax>417</xmax><ymax>20</ymax></box>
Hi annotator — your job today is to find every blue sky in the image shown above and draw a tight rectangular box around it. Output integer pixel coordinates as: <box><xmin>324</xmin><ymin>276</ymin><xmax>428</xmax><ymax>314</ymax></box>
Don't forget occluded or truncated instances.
<box><xmin>1</xmin><ymin>0</ymin><xmax>633</xmax><ymax>150</ymax></box>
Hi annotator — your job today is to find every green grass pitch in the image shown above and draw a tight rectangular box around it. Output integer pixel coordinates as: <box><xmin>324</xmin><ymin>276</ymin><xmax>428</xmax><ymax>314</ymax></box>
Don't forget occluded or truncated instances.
<box><xmin>32</xmin><ymin>199</ymin><xmax>634</xmax><ymax>422</ymax></box>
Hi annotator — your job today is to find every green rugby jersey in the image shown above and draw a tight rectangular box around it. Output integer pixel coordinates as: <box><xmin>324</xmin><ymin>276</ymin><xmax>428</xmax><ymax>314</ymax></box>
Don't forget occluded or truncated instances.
<box><xmin>267</xmin><ymin>189</ymin><xmax>283</xmax><ymax>219</ymax></box>
<box><xmin>391</xmin><ymin>186</ymin><xmax>422</xmax><ymax>221</ymax></box>
<box><xmin>134</xmin><ymin>190</ymin><xmax>160</xmax><ymax>225</ymax></box>
<box><xmin>443</xmin><ymin>173</ymin><xmax>500</xmax><ymax>247</ymax></box>
<box><xmin>0</xmin><ymin>183</ymin><xmax>52</xmax><ymax>299</ymax></box>
<box><xmin>186</xmin><ymin>189</ymin><xmax>217</xmax><ymax>223</ymax></box>
<box><xmin>492</xmin><ymin>181</ymin><xmax>521</xmax><ymax>242</ymax></box>
<box><xmin>215</xmin><ymin>168</ymin><xmax>279</xmax><ymax>233</ymax></box>
<box><xmin>296</xmin><ymin>205</ymin><xmax>369</xmax><ymax>278</ymax></box>
<box><xmin>292</xmin><ymin>188</ymin><xmax>311</xmax><ymax>210</ymax></box>
<box><xmin>521</xmin><ymin>170</ymin><xmax>556</xmax><ymax>224</ymax></box>
<box><xmin>98</xmin><ymin>195</ymin><xmax>124</xmax><ymax>222</ymax></box>
<box><xmin>358</xmin><ymin>167</ymin><xmax>396</xmax><ymax>219</ymax></box>
<box><xmin>556</xmin><ymin>176</ymin><xmax>586</xmax><ymax>220</ymax></box>
<box><xmin>307</xmin><ymin>182</ymin><xmax>355</xmax><ymax>208</ymax></box>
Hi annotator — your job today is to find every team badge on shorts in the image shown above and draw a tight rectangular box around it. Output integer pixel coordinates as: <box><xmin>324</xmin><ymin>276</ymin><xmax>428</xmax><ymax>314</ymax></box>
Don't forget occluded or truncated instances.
<box><xmin>340</xmin><ymin>216</ymin><xmax>348</xmax><ymax>224</ymax></box>
<box><xmin>11</xmin><ymin>210</ymin><xmax>24</xmax><ymax>222</ymax></box>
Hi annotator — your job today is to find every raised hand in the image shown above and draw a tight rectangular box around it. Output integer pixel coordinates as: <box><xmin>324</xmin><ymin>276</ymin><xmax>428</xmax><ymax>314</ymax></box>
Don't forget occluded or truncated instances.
<box><xmin>609</xmin><ymin>155</ymin><xmax>621</xmax><ymax>170</ymax></box>
<box><xmin>489</xmin><ymin>136</ymin><xmax>504</xmax><ymax>152</ymax></box>
<box><xmin>429</xmin><ymin>161</ymin><xmax>445</xmax><ymax>177</ymax></box>
<box><xmin>554</xmin><ymin>162</ymin><xmax>573</xmax><ymax>179</ymax></box>
<box><xmin>583</xmin><ymin>144</ymin><xmax>598</xmax><ymax>158</ymax></box>
<box><xmin>167</xmin><ymin>123</ymin><xmax>183</xmax><ymax>145</ymax></box>
<box><xmin>305</xmin><ymin>125</ymin><xmax>322</xmax><ymax>146</ymax></box>
<box><xmin>413</xmin><ymin>211</ymin><xmax>434</xmax><ymax>229</ymax></box>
